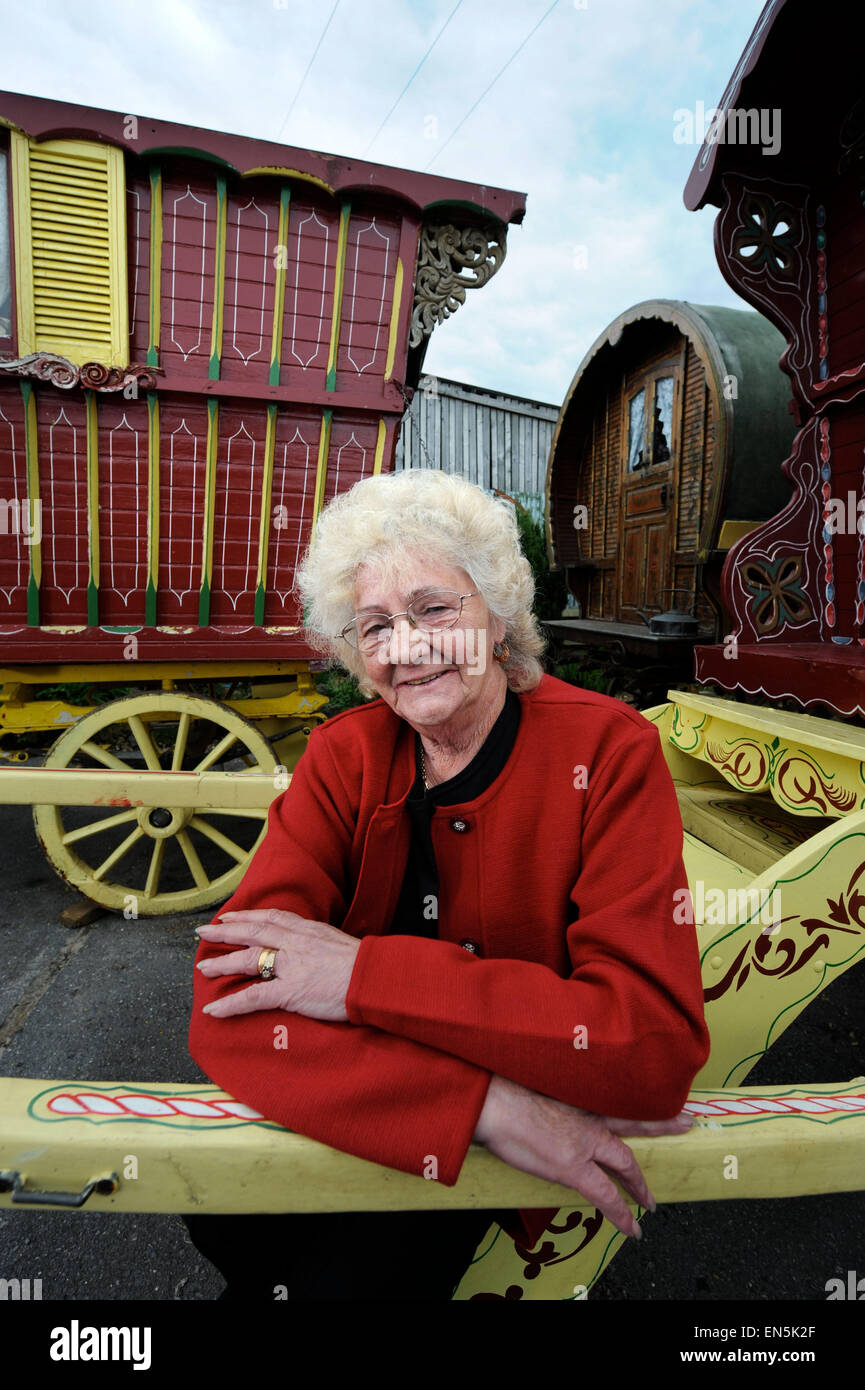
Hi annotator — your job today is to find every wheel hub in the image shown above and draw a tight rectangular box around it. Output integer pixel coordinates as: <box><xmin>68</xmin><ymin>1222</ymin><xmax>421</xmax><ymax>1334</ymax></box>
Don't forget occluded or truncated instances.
<box><xmin>137</xmin><ymin>805</ymin><xmax>192</xmax><ymax>838</ymax></box>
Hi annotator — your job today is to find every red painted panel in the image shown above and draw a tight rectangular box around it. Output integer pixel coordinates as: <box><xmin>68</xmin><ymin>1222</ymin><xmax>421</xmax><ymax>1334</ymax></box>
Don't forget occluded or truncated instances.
<box><xmin>96</xmin><ymin>397</ymin><xmax>149</xmax><ymax>625</ymax></box>
<box><xmin>265</xmin><ymin>407</ymin><xmax>321</xmax><ymax>624</ymax></box>
<box><xmin>322</xmin><ymin>412</ymin><xmax>380</xmax><ymax>508</ymax></box>
<box><xmin>208</xmin><ymin>403</ymin><xmax>266</xmax><ymax>625</ymax></box>
<box><xmin>220</xmin><ymin>187</ymin><xmax>281</xmax><ymax>383</ymax></box>
<box><xmin>0</xmin><ymin>386</ymin><xmax>30</xmax><ymax>625</ymax></box>
<box><xmin>278</xmin><ymin>198</ymin><xmax>339</xmax><ymax>389</ymax></box>
<box><xmin>159</xmin><ymin>173</ymin><xmax>218</xmax><ymax>378</ymax></box>
<box><xmin>126</xmin><ymin>176</ymin><xmax>151</xmax><ymax>363</ymax></box>
<box><xmin>156</xmin><ymin>397</ymin><xmax>209</xmax><ymax>624</ymax></box>
<box><xmin>35</xmin><ymin>390</ymin><xmax>89</xmax><ymax>625</ymax></box>
<box><xmin>336</xmin><ymin>209</ymin><xmax>401</xmax><ymax>383</ymax></box>
<box><xmin>0</xmin><ymin>626</ymin><xmax>316</xmax><ymax>661</ymax></box>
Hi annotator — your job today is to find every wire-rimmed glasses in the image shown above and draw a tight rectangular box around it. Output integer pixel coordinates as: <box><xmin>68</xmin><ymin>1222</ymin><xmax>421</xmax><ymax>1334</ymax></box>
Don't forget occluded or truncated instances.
<box><xmin>339</xmin><ymin>590</ymin><xmax>479</xmax><ymax>653</ymax></box>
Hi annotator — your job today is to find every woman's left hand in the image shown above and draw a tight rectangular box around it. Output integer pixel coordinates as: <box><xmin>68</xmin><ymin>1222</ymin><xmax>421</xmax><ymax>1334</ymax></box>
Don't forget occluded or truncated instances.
<box><xmin>195</xmin><ymin>910</ymin><xmax>361</xmax><ymax>1023</ymax></box>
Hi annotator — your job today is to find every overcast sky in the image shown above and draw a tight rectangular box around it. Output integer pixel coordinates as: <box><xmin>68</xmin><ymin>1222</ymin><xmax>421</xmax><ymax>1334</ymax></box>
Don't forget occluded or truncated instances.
<box><xmin>1</xmin><ymin>0</ymin><xmax>766</xmax><ymax>405</ymax></box>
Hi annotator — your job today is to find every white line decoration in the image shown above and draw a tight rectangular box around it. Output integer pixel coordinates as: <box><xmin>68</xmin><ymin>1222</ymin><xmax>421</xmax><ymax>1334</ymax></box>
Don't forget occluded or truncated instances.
<box><xmin>167</xmin><ymin>420</ymin><xmax>201</xmax><ymax>601</ymax></box>
<box><xmin>108</xmin><ymin>414</ymin><xmax>143</xmax><ymax>604</ymax></box>
<box><xmin>48</xmin><ymin>407</ymin><xmax>84</xmax><ymax>603</ymax></box>
<box><xmin>331</xmin><ymin>432</ymin><xmax>368</xmax><ymax>502</ymax></box>
<box><xmin>345</xmin><ymin>218</ymin><xmax>392</xmax><ymax>375</ymax></box>
<box><xmin>0</xmin><ymin>405</ymin><xmax>22</xmax><ymax>603</ymax></box>
<box><xmin>219</xmin><ymin>421</ymin><xmax>257</xmax><ymax>608</ymax></box>
<box><xmin>289</xmin><ymin>211</ymin><xmax>330</xmax><ymax>369</ymax></box>
<box><xmin>269</xmin><ymin>428</ymin><xmax>313</xmax><ymax>604</ymax></box>
<box><xmin>170</xmin><ymin>186</ymin><xmax>209</xmax><ymax>361</ymax></box>
<box><xmin>230</xmin><ymin>199</ymin><xmax>269</xmax><ymax>366</ymax></box>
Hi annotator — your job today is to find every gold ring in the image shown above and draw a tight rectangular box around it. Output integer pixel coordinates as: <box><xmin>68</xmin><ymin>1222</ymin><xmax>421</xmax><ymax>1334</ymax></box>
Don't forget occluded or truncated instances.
<box><xmin>257</xmin><ymin>947</ymin><xmax>277</xmax><ymax>980</ymax></box>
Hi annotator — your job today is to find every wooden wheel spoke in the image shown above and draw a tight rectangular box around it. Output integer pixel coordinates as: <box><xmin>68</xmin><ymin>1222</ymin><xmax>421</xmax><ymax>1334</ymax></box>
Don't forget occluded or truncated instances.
<box><xmin>189</xmin><ymin>815</ymin><xmax>251</xmax><ymax>864</ymax></box>
<box><xmin>61</xmin><ymin>808</ymin><xmax>140</xmax><ymax>845</ymax></box>
<box><xmin>170</xmin><ymin>712</ymin><xmax>192</xmax><ymax>772</ymax></box>
<box><xmin>176</xmin><ymin>829</ymin><xmax>209</xmax><ymax>889</ymax></box>
<box><xmin>128</xmin><ymin>714</ymin><xmax>163</xmax><ymax>772</ymax></box>
<box><xmin>91</xmin><ymin>825</ymin><xmax>145</xmax><ymax>882</ymax></box>
<box><xmin>144</xmin><ymin>839</ymin><xmax>166</xmax><ymax>901</ymax></box>
<box><xmin>78</xmin><ymin>740</ymin><xmax>130</xmax><ymax>772</ymax></box>
<box><xmin>193</xmin><ymin>730</ymin><xmax>247</xmax><ymax>773</ymax></box>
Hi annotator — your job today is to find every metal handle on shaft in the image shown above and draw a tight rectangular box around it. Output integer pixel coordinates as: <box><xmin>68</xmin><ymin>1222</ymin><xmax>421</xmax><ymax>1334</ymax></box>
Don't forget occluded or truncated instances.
<box><xmin>0</xmin><ymin>1169</ymin><xmax>119</xmax><ymax>1207</ymax></box>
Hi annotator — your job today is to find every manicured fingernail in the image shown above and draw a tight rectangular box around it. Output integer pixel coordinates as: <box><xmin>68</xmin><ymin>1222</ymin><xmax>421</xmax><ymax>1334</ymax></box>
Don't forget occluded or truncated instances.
<box><xmin>647</xmin><ymin>1194</ymin><xmax>657</xmax><ymax>1212</ymax></box>
<box><xmin>202</xmin><ymin>1003</ymin><xmax>214</xmax><ymax>1013</ymax></box>
<box><xmin>631</xmin><ymin>1220</ymin><xmax>642</xmax><ymax>1240</ymax></box>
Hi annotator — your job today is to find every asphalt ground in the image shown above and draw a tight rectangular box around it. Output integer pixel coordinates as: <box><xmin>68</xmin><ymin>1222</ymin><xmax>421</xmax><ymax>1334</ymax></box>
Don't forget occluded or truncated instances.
<box><xmin>0</xmin><ymin>798</ymin><xmax>862</xmax><ymax>1305</ymax></box>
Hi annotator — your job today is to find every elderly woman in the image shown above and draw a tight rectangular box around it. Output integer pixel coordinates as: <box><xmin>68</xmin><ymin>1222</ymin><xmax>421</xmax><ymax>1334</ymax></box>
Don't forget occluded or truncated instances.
<box><xmin>186</xmin><ymin>469</ymin><xmax>709</xmax><ymax>1301</ymax></box>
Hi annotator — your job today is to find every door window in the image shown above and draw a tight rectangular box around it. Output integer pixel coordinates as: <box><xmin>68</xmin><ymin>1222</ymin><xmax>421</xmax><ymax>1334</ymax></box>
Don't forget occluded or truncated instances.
<box><xmin>627</xmin><ymin>389</ymin><xmax>645</xmax><ymax>471</ymax></box>
<box><xmin>652</xmin><ymin>375</ymin><xmax>674</xmax><ymax>464</ymax></box>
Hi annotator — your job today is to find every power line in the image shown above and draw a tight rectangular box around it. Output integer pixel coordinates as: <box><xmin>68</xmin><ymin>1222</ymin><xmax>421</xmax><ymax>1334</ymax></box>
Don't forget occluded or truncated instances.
<box><xmin>426</xmin><ymin>0</ymin><xmax>562</xmax><ymax>170</ymax></box>
<box><xmin>363</xmin><ymin>0</ymin><xmax>466</xmax><ymax>157</ymax></box>
<box><xmin>275</xmin><ymin>0</ymin><xmax>342</xmax><ymax>143</ymax></box>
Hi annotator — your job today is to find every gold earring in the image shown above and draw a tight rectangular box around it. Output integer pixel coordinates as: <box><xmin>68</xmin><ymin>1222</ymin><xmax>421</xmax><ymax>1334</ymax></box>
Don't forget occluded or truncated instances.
<box><xmin>493</xmin><ymin>640</ymin><xmax>510</xmax><ymax>664</ymax></box>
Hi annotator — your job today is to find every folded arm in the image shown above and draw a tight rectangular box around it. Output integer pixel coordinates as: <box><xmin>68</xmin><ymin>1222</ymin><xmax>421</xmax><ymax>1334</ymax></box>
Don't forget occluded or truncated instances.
<box><xmin>189</xmin><ymin>726</ymin><xmax>491</xmax><ymax>1186</ymax></box>
<box><xmin>345</xmin><ymin>727</ymin><xmax>710</xmax><ymax>1119</ymax></box>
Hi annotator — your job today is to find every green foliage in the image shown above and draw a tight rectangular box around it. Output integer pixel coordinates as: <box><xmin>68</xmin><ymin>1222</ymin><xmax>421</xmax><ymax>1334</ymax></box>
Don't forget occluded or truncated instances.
<box><xmin>33</xmin><ymin>682</ymin><xmax>135</xmax><ymax>704</ymax></box>
<box><xmin>553</xmin><ymin>660</ymin><xmax>609</xmax><ymax>693</ymax></box>
<box><xmin>514</xmin><ymin>505</ymin><xmax>568</xmax><ymax>621</ymax></box>
<box><xmin>315</xmin><ymin>668</ymin><xmax>371</xmax><ymax>718</ymax></box>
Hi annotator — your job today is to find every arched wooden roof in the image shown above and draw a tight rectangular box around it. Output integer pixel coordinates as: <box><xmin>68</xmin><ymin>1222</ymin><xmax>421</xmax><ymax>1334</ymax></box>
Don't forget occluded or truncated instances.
<box><xmin>545</xmin><ymin>298</ymin><xmax>795</xmax><ymax>566</ymax></box>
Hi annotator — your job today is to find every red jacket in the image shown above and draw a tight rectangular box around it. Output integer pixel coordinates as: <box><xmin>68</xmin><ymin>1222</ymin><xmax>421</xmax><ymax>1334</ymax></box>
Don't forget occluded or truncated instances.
<box><xmin>189</xmin><ymin>674</ymin><xmax>710</xmax><ymax>1247</ymax></box>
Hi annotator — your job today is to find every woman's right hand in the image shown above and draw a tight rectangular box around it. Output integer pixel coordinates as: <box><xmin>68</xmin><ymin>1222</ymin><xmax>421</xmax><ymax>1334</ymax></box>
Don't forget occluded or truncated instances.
<box><xmin>473</xmin><ymin>1074</ymin><xmax>693</xmax><ymax>1238</ymax></box>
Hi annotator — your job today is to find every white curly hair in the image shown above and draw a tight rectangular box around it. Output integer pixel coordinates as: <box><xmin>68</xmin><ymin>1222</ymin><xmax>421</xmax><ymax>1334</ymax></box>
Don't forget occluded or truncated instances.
<box><xmin>294</xmin><ymin>469</ymin><xmax>545</xmax><ymax>697</ymax></box>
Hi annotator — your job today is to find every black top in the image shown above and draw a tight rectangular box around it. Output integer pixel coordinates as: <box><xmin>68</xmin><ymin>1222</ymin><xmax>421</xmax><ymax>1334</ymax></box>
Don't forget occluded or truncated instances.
<box><xmin>387</xmin><ymin>687</ymin><xmax>522</xmax><ymax>938</ymax></box>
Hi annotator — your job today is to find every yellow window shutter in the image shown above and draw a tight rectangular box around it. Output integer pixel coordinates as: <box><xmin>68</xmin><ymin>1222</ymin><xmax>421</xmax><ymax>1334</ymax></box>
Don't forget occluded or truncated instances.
<box><xmin>10</xmin><ymin>132</ymin><xmax>128</xmax><ymax>367</ymax></box>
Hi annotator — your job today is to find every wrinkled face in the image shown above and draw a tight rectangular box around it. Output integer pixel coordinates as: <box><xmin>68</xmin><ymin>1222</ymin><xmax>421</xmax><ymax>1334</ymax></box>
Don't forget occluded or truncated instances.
<box><xmin>350</xmin><ymin>554</ymin><xmax>507</xmax><ymax>734</ymax></box>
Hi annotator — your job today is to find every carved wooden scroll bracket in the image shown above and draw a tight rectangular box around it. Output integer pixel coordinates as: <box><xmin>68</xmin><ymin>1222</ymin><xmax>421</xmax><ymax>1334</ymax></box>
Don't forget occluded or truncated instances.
<box><xmin>409</xmin><ymin>223</ymin><xmax>506</xmax><ymax>348</ymax></box>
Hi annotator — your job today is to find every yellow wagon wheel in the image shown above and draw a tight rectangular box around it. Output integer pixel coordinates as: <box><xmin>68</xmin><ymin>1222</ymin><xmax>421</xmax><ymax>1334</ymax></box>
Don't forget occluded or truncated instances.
<box><xmin>33</xmin><ymin>693</ymin><xmax>277</xmax><ymax>916</ymax></box>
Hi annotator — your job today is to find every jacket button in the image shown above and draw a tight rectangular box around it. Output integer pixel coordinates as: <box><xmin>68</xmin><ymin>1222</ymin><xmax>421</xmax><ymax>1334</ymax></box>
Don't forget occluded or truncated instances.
<box><xmin>449</xmin><ymin>818</ymin><xmax>469</xmax><ymax>833</ymax></box>
<box><xmin>460</xmin><ymin>938</ymin><xmax>482</xmax><ymax>955</ymax></box>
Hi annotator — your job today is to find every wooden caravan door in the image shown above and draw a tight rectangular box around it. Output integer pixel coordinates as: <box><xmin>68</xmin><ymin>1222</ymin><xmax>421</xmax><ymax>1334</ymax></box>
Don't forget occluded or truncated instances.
<box><xmin>617</xmin><ymin>367</ymin><xmax>679</xmax><ymax>622</ymax></box>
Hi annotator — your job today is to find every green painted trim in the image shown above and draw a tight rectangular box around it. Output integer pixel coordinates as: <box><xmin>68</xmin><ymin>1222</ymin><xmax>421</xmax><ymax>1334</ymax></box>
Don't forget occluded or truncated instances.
<box><xmin>254</xmin><ymin>403</ymin><xmax>278</xmax><ymax>625</ymax></box>
<box><xmin>146</xmin><ymin>392</ymin><xmax>159</xmax><ymax>626</ymax></box>
<box><xmin>325</xmin><ymin>200</ymin><xmax>351</xmax><ymax>391</ymax></box>
<box><xmin>269</xmin><ymin>186</ymin><xmax>291</xmax><ymax>387</ymax></box>
<box><xmin>147</xmin><ymin>166</ymin><xmax>163</xmax><ymax>369</ymax></box>
<box><xmin>21</xmin><ymin>382</ymin><xmax>40</xmax><ymax>627</ymax></box>
<box><xmin>208</xmin><ymin>175</ymin><xmax>228</xmax><ymax>380</ymax></box>
<box><xmin>141</xmin><ymin>147</ymin><xmax>238</xmax><ymax>170</ymax></box>
<box><xmin>199</xmin><ymin>398</ymin><xmax>219</xmax><ymax>627</ymax></box>
<box><xmin>85</xmin><ymin>391</ymin><xmax>100</xmax><ymax>626</ymax></box>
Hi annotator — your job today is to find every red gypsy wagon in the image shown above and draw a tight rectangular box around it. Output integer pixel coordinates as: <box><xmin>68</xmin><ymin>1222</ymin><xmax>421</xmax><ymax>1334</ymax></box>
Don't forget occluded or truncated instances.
<box><xmin>0</xmin><ymin>90</ymin><xmax>524</xmax><ymax>914</ymax></box>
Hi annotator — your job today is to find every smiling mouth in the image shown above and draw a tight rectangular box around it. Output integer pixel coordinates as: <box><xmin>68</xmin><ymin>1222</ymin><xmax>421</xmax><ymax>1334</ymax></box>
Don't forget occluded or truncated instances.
<box><xmin>399</xmin><ymin>668</ymin><xmax>455</xmax><ymax>688</ymax></box>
